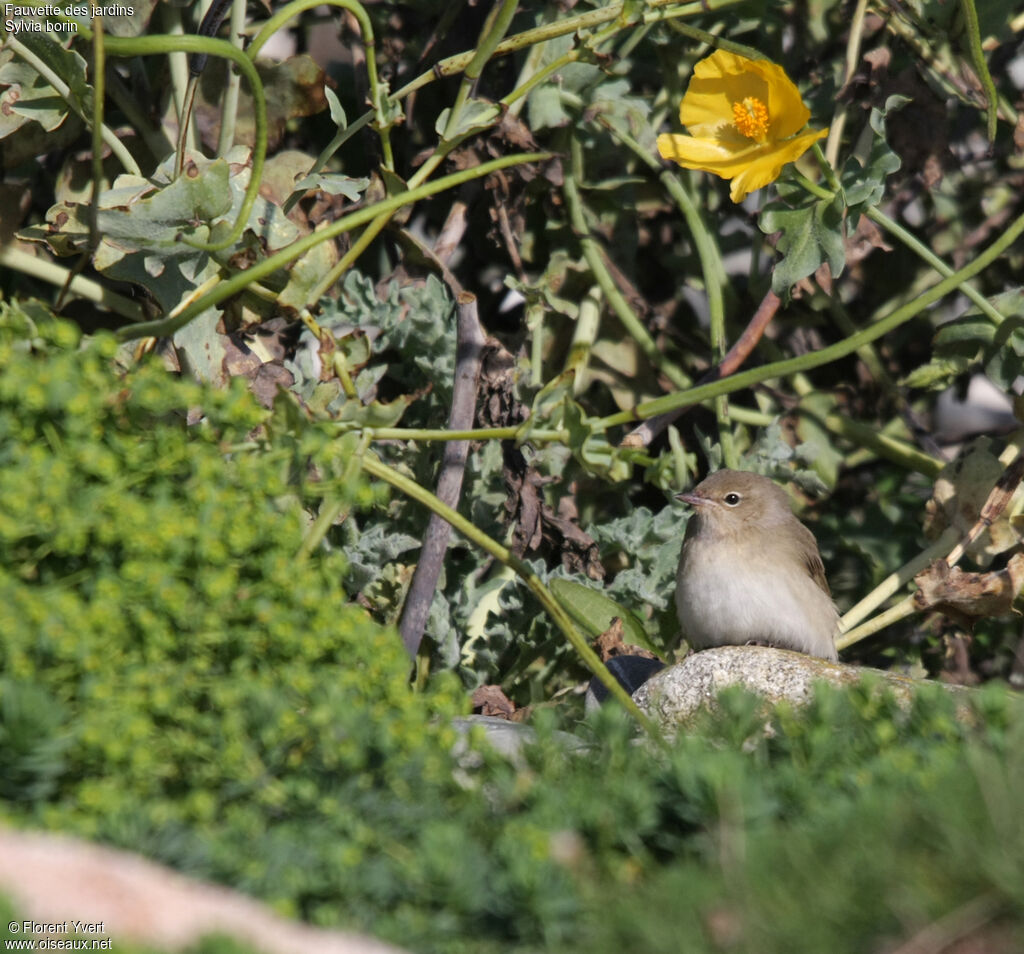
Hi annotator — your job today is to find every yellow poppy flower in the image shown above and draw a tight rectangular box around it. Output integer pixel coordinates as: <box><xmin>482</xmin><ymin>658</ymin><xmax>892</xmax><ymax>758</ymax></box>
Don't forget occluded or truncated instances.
<box><xmin>657</xmin><ymin>49</ymin><xmax>828</xmax><ymax>203</ymax></box>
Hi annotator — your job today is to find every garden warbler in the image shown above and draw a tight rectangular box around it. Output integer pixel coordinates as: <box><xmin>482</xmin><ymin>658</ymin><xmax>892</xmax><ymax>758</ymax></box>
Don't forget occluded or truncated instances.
<box><xmin>675</xmin><ymin>469</ymin><xmax>839</xmax><ymax>661</ymax></box>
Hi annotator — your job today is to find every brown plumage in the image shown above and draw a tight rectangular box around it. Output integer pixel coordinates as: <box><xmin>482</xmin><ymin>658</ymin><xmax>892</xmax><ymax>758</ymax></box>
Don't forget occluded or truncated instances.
<box><xmin>675</xmin><ymin>469</ymin><xmax>839</xmax><ymax>661</ymax></box>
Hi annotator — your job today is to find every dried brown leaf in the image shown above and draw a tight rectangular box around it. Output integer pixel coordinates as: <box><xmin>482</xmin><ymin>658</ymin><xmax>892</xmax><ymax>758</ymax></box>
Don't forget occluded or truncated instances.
<box><xmin>923</xmin><ymin>440</ymin><xmax>1024</xmax><ymax>567</ymax></box>
<box><xmin>471</xmin><ymin>685</ymin><xmax>516</xmax><ymax>720</ymax></box>
<box><xmin>914</xmin><ymin>553</ymin><xmax>1024</xmax><ymax>628</ymax></box>
<box><xmin>595</xmin><ymin>617</ymin><xmax>656</xmax><ymax>661</ymax></box>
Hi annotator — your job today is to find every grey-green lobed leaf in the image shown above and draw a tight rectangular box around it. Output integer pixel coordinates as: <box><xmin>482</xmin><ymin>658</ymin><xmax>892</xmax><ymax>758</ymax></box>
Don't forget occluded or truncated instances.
<box><xmin>760</xmin><ymin>193</ymin><xmax>846</xmax><ymax>296</ymax></box>
<box><xmin>292</xmin><ymin>173</ymin><xmax>370</xmax><ymax>201</ymax></box>
<box><xmin>840</xmin><ymin>95</ymin><xmax>906</xmax><ymax>217</ymax></box>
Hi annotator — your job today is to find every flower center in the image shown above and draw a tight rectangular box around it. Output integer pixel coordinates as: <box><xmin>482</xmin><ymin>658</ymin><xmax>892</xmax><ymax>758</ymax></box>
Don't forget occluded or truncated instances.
<box><xmin>732</xmin><ymin>97</ymin><xmax>770</xmax><ymax>141</ymax></box>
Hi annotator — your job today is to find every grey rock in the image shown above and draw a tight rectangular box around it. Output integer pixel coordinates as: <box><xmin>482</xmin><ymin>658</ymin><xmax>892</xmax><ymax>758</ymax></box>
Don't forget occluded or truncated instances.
<box><xmin>451</xmin><ymin>715</ymin><xmax>588</xmax><ymax>768</ymax></box>
<box><xmin>633</xmin><ymin>645</ymin><xmax>968</xmax><ymax>733</ymax></box>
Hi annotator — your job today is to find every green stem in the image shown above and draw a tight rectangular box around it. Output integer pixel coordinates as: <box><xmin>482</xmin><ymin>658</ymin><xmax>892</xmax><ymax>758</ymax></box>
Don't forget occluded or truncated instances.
<box><xmin>593</xmin><ymin>206</ymin><xmax>1024</xmax><ymax>431</ymax></box>
<box><xmin>564</xmin><ymin>136</ymin><xmax>691</xmax><ymax>391</ymax></box>
<box><xmin>443</xmin><ymin>0</ymin><xmax>519</xmax><ymax>142</ymax></box>
<box><xmin>837</xmin><ymin>595</ymin><xmax>917</xmax><ymax>650</ymax></box>
<box><xmin>811</xmin><ymin>142</ymin><xmax>841</xmax><ymax>193</ymax></box>
<box><xmin>805</xmin><ymin>150</ymin><xmax>1007</xmax><ymax>324</ymax></box>
<box><xmin>387</xmin><ymin>0</ymin><xmax>747</xmax><ymax>104</ymax></box>
<box><xmin>812</xmin><ymin>410</ymin><xmax>943</xmax><ymax>478</ymax></box>
<box><xmin>865</xmin><ymin>207</ymin><xmax>1007</xmax><ymax>325</ymax></box>
<box><xmin>246</xmin><ymin>0</ymin><xmax>393</xmax><ymax>169</ymax></box>
<box><xmin>307</xmin><ymin>217</ymin><xmax>387</xmax><ymax>304</ymax></box>
<box><xmin>89</xmin><ymin>33</ymin><xmax>266</xmax><ymax>253</ymax></box>
<box><xmin>89</xmin><ymin>7</ymin><xmax>106</xmax><ymax>248</ymax></box>
<box><xmin>359</xmin><ymin>452</ymin><xmax>660</xmax><ymax>734</ymax></box>
<box><xmin>214</xmin><ymin>0</ymin><xmax>247</xmax><ymax>157</ymax></box>
<box><xmin>791</xmin><ymin>169</ymin><xmax>833</xmax><ymax>201</ymax></box>
<box><xmin>0</xmin><ymin>246</ymin><xmax>145</xmax><ymax>321</ymax></box>
<box><xmin>3</xmin><ymin>35</ymin><xmax>140</xmax><ymax>176</ymax></box>
<box><xmin>285</xmin><ymin>111</ymin><xmax>375</xmax><ymax>216</ymax></box>
<box><xmin>104</xmin><ymin>66</ymin><xmax>173</xmax><ymax>161</ymax></box>
<box><xmin>596</xmin><ymin>115</ymin><xmax>729</xmax><ymax>332</ymax></box>
<box><xmin>306</xmin><ymin>0</ymin><xmax>522</xmax><ymax>306</ymax></box>
<box><xmin>666</xmin><ymin>19</ymin><xmax>767</xmax><ymax>60</ymax></box>
<box><xmin>564</xmin><ymin>286</ymin><xmax>602</xmax><ymax>392</ymax></box>
<box><xmin>307</xmin><ymin>108</ymin><xmax>472</xmax><ymax>301</ymax></box>
<box><xmin>160</xmin><ymin>2</ymin><xmax>193</xmax><ymax>153</ymax></box>
<box><xmin>729</xmin><ymin>401</ymin><xmax>939</xmax><ymax>477</ymax></box>
<box><xmin>297</xmin><ymin>431</ymin><xmax>371</xmax><ymax>560</ymax></box>
<box><xmin>824</xmin><ymin>0</ymin><xmax>868</xmax><ymax>166</ymax></box>
<box><xmin>813</xmin><ymin>284</ymin><xmax>893</xmax><ymax>386</ymax></box>
<box><xmin>502</xmin><ymin>48</ymin><xmax>583</xmax><ymax>109</ymax></box>
<box><xmin>838</xmin><ymin>527</ymin><xmax>958</xmax><ymax>640</ymax></box>
<box><xmin>117</xmin><ymin>151</ymin><xmax>551</xmax><ymax>339</ymax></box>
<box><xmin>958</xmin><ymin>0</ymin><xmax>998</xmax><ymax>143</ymax></box>
<box><xmin>606</xmin><ymin>119</ymin><xmax>738</xmax><ymax>464</ymax></box>
<box><xmin>364</xmin><ymin>426</ymin><xmax>567</xmax><ymax>442</ymax></box>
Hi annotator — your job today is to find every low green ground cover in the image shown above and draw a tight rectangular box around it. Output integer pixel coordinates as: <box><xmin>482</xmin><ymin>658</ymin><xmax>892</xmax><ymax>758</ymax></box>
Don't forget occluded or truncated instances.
<box><xmin>1</xmin><ymin>314</ymin><xmax>1022</xmax><ymax>953</ymax></box>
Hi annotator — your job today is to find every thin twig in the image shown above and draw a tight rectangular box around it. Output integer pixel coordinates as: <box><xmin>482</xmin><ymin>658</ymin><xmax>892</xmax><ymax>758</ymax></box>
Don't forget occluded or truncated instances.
<box><xmin>620</xmin><ymin>290</ymin><xmax>780</xmax><ymax>448</ymax></box>
<box><xmin>399</xmin><ymin>287</ymin><xmax>484</xmax><ymax>658</ymax></box>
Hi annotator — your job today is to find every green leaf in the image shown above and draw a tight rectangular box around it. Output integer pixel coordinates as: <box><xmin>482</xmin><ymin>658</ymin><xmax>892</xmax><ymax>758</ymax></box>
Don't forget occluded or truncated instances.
<box><xmin>562</xmin><ymin>401</ymin><xmax>633</xmax><ymax>482</ymax></box>
<box><xmin>306</xmin><ymin>272</ymin><xmax>456</xmax><ymax>423</ymax></box>
<box><xmin>435</xmin><ymin>98</ymin><xmax>501</xmax><ymax>144</ymax></box>
<box><xmin>291</xmin><ymin>173</ymin><xmax>370</xmax><ymax>201</ymax></box>
<box><xmin>173</xmin><ymin>307</ymin><xmax>227</xmax><ymax>385</ymax></box>
<box><xmin>901</xmin><ymin>356</ymin><xmax>971</xmax><ymax>391</ymax></box>
<box><xmin>9</xmin><ymin>32</ymin><xmax>92</xmax><ymax>119</ymax></box>
<box><xmin>380</xmin><ymin>167</ymin><xmax>408</xmax><ymax>198</ymax></box>
<box><xmin>527</xmin><ymin>83</ymin><xmax>568</xmax><ymax>131</ymax></box>
<box><xmin>587</xmin><ymin>506</ymin><xmax>685</xmax><ymax>650</ymax></box>
<box><xmin>20</xmin><ymin>163</ymin><xmax>230</xmax><ymax>311</ymax></box>
<box><xmin>0</xmin><ymin>54</ymin><xmax>73</xmax><ymax>137</ymax></box>
<box><xmin>760</xmin><ymin>192</ymin><xmax>846</xmax><ymax>297</ymax></box>
<box><xmin>840</xmin><ymin>95</ymin><xmax>906</xmax><ymax>217</ymax></box>
<box><xmin>20</xmin><ymin>148</ymin><xmax>296</xmax><ymax>316</ymax></box>
<box><xmin>616</xmin><ymin>0</ymin><xmax>647</xmax><ymax>26</ymax></box>
<box><xmin>550</xmin><ymin>579</ymin><xmax>651</xmax><ymax>648</ymax></box>
<box><xmin>516</xmin><ymin>370</ymin><xmax>576</xmax><ymax>444</ymax></box>
<box><xmin>763</xmin><ymin>95</ymin><xmax>906</xmax><ymax>298</ymax></box>
<box><xmin>794</xmin><ymin>392</ymin><xmax>844</xmax><ymax>490</ymax></box>
<box><xmin>324</xmin><ymin>85</ymin><xmax>347</xmax><ymax>130</ymax></box>
<box><xmin>336</xmin><ymin>393</ymin><xmax>413</xmax><ymax>428</ymax></box>
<box><xmin>902</xmin><ymin>290</ymin><xmax>1024</xmax><ymax>391</ymax></box>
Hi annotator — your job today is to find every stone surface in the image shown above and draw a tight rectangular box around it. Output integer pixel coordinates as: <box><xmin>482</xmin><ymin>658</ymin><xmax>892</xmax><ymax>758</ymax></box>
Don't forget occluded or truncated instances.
<box><xmin>632</xmin><ymin>645</ymin><xmax>967</xmax><ymax>732</ymax></box>
<box><xmin>0</xmin><ymin>828</ymin><xmax>410</xmax><ymax>954</ymax></box>
<box><xmin>452</xmin><ymin>715</ymin><xmax>588</xmax><ymax>767</ymax></box>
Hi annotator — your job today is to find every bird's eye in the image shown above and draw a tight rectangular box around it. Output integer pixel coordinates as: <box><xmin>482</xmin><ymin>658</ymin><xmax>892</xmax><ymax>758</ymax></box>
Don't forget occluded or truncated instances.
<box><xmin>723</xmin><ymin>492</ymin><xmax>742</xmax><ymax>506</ymax></box>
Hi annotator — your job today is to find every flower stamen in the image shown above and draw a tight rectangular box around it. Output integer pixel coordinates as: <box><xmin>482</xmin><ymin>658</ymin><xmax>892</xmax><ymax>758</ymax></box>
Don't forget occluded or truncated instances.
<box><xmin>732</xmin><ymin>97</ymin><xmax>770</xmax><ymax>141</ymax></box>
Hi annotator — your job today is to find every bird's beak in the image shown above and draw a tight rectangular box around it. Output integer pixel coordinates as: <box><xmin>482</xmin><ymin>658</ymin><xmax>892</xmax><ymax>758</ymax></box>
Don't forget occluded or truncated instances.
<box><xmin>675</xmin><ymin>492</ymin><xmax>705</xmax><ymax>507</ymax></box>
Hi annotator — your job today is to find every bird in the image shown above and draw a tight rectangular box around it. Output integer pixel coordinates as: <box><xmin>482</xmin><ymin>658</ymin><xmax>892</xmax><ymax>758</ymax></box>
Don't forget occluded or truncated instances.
<box><xmin>675</xmin><ymin>469</ymin><xmax>839</xmax><ymax>661</ymax></box>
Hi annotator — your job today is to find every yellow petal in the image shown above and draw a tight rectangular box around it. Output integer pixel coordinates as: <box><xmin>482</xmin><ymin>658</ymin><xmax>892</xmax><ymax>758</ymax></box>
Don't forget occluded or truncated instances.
<box><xmin>749</xmin><ymin>59</ymin><xmax>811</xmax><ymax>139</ymax></box>
<box><xmin>680</xmin><ymin>51</ymin><xmax>770</xmax><ymax>139</ymax></box>
<box><xmin>678</xmin><ymin>49</ymin><xmax>812</xmax><ymax>142</ymax></box>
<box><xmin>660</xmin><ymin>50</ymin><xmax>829</xmax><ymax>203</ymax></box>
<box><xmin>659</xmin><ymin>126</ymin><xmax>829</xmax><ymax>203</ymax></box>
<box><xmin>727</xmin><ymin>127</ymin><xmax>829</xmax><ymax>202</ymax></box>
<box><xmin>657</xmin><ymin>133</ymin><xmax>765</xmax><ymax>177</ymax></box>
